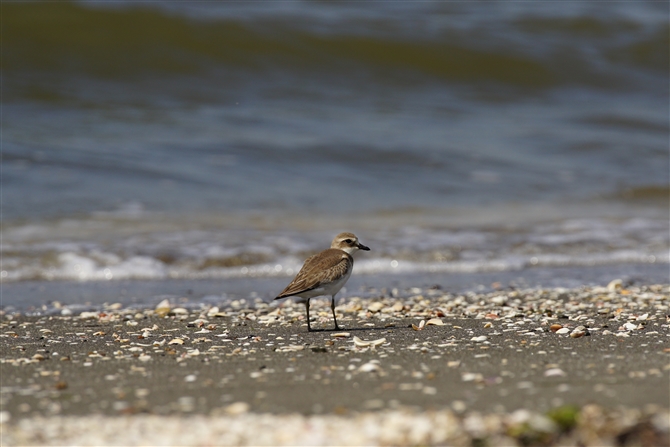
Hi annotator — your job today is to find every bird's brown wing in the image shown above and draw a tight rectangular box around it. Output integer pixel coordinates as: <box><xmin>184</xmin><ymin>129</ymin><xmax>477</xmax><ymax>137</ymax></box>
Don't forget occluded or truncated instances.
<box><xmin>275</xmin><ymin>249</ymin><xmax>353</xmax><ymax>299</ymax></box>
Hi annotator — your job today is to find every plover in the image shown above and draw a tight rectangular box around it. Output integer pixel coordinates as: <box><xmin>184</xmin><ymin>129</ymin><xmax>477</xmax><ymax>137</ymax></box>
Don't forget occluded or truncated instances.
<box><xmin>275</xmin><ymin>232</ymin><xmax>370</xmax><ymax>331</ymax></box>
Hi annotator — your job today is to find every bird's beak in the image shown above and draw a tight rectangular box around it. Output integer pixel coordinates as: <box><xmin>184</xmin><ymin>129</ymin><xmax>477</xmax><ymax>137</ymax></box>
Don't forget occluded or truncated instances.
<box><xmin>357</xmin><ymin>243</ymin><xmax>370</xmax><ymax>251</ymax></box>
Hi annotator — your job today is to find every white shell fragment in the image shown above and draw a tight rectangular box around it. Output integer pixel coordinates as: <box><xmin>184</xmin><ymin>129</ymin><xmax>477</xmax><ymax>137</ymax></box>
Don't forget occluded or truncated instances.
<box><xmin>412</xmin><ymin>320</ymin><xmax>426</xmax><ymax>331</ymax></box>
<box><xmin>607</xmin><ymin>279</ymin><xmax>623</xmax><ymax>292</ymax></box>
<box><xmin>155</xmin><ymin>299</ymin><xmax>171</xmax><ymax>315</ymax></box>
<box><xmin>358</xmin><ymin>362</ymin><xmax>382</xmax><ymax>373</ymax></box>
<box><xmin>168</xmin><ymin>338</ymin><xmax>185</xmax><ymax>345</ymax></box>
<box><xmin>353</xmin><ymin>336</ymin><xmax>386</xmax><ymax>347</ymax></box>
<box><xmin>367</xmin><ymin>302</ymin><xmax>384</xmax><ymax>313</ymax></box>
<box><xmin>425</xmin><ymin>318</ymin><xmax>445</xmax><ymax>326</ymax></box>
<box><xmin>331</xmin><ymin>333</ymin><xmax>351</xmax><ymax>338</ymax></box>
<box><xmin>544</xmin><ymin>368</ymin><xmax>566</xmax><ymax>377</ymax></box>
<box><xmin>224</xmin><ymin>402</ymin><xmax>250</xmax><ymax>415</ymax></box>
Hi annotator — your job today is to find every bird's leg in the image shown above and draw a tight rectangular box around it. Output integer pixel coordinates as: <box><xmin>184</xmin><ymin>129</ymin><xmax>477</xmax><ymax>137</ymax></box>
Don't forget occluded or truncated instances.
<box><xmin>305</xmin><ymin>299</ymin><xmax>312</xmax><ymax>332</ymax></box>
<box><xmin>331</xmin><ymin>295</ymin><xmax>340</xmax><ymax>330</ymax></box>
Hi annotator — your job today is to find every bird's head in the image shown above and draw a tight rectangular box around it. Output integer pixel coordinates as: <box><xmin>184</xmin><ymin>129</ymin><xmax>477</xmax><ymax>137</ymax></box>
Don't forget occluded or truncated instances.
<box><xmin>331</xmin><ymin>232</ymin><xmax>370</xmax><ymax>255</ymax></box>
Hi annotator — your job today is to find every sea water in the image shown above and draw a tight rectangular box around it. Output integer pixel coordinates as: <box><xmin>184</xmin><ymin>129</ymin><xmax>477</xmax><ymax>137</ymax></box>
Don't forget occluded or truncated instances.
<box><xmin>2</xmin><ymin>2</ymin><xmax>668</xmax><ymax>311</ymax></box>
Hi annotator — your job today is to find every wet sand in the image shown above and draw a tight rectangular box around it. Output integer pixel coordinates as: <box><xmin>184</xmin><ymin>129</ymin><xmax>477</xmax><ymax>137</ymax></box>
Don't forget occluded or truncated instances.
<box><xmin>1</xmin><ymin>283</ymin><xmax>669</xmax><ymax>446</ymax></box>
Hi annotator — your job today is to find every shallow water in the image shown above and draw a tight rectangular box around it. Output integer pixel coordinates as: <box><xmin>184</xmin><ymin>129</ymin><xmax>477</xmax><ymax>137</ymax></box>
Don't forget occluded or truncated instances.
<box><xmin>1</xmin><ymin>2</ymin><xmax>668</xmax><ymax>304</ymax></box>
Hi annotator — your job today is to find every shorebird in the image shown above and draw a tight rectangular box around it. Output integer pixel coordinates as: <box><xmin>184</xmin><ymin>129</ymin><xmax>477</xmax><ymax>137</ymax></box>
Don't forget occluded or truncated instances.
<box><xmin>275</xmin><ymin>232</ymin><xmax>370</xmax><ymax>331</ymax></box>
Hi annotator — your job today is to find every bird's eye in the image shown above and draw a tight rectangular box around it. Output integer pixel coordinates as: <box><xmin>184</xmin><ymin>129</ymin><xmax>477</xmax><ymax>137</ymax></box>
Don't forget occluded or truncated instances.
<box><xmin>344</xmin><ymin>239</ymin><xmax>352</xmax><ymax>244</ymax></box>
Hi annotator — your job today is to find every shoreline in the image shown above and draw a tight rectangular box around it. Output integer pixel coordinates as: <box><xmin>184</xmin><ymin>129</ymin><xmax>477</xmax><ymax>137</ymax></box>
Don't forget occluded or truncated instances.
<box><xmin>1</xmin><ymin>283</ymin><xmax>668</xmax><ymax>446</ymax></box>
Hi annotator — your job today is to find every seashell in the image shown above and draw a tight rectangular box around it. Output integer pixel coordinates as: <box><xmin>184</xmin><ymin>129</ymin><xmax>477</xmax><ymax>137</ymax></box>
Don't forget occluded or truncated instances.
<box><xmin>187</xmin><ymin>319</ymin><xmax>208</xmax><ymax>327</ymax></box>
<box><xmin>544</xmin><ymin>368</ymin><xmax>566</xmax><ymax>377</ymax></box>
<box><xmin>367</xmin><ymin>302</ymin><xmax>384</xmax><ymax>313</ymax></box>
<box><xmin>471</xmin><ymin>335</ymin><xmax>487</xmax><ymax>342</ymax></box>
<box><xmin>412</xmin><ymin>320</ymin><xmax>426</xmax><ymax>331</ymax></box>
<box><xmin>224</xmin><ymin>402</ymin><xmax>249</xmax><ymax>415</ymax></box>
<box><xmin>607</xmin><ymin>279</ymin><xmax>623</xmax><ymax>292</ymax></box>
<box><xmin>331</xmin><ymin>333</ymin><xmax>351</xmax><ymax>338</ymax></box>
<box><xmin>358</xmin><ymin>362</ymin><xmax>381</xmax><ymax>373</ymax></box>
<box><xmin>392</xmin><ymin>302</ymin><xmax>404</xmax><ymax>312</ymax></box>
<box><xmin>550</xmin><ymin>324</ymin><xmax>563</xmax><ymax>332</ymax></box>
<box><xmin>353</xmin><ymin>336</ymin><xmax>386</xmax><ymax>347</ymax></box>
<box><xmin>168</xmin><ymin>338</ymin><xmax>185</xmax><ymax>345</ymax></box>
<box><xmin>623</xmin><ymin>322</ymin><xmax>637</xmax><ymax>331</ymax></box>
<box><xmin>206</xmin><ymin>307</ymin><xmax>220</xmax><ymax>317</ymax></box>
<box><xmin>555</xmin><ymin>328</ymin><xmax>570</xmax><ymax>335</ymax></box>
<box><xmin>155</xmin><ymin>299</ymin><xmax>171</xmax><ymax>316</ymax></box>
<box><xmin>426</xmin><ymin>318</ymin><xmax>444</xmax><ymax>326</ymax></box>
<box><xmin>461</xmin><ymin>372</ymin><xmax>483</xmax><ymax>382</ymax></box>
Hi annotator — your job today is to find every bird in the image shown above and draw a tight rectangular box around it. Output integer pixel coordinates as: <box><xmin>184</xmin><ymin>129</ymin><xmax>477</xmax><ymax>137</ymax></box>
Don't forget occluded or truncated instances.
<box><xmin>275</xmin><ymin>232</ymin><xmax>370</xmax><ymax>331</ymax></box>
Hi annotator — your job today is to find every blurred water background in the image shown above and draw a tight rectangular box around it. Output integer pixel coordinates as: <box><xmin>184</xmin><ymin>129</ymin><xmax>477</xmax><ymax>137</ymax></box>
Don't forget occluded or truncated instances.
<box><xmin>2</xmin><ymin>1</ymin><xmax>668</xmax><ymax>312</ymax></box>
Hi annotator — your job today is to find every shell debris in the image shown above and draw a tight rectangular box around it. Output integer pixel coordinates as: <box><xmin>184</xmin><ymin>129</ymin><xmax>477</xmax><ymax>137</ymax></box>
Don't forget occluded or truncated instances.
<box><xmin>352</xmin><ymin>336</ymin><xmax>387</xmax><ymax>348</ymax></box>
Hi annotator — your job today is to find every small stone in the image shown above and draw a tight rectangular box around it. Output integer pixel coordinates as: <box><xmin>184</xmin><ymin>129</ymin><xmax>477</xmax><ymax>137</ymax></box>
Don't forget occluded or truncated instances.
<box><xmin>471</xmin><ymin>335</ymin><xmax>487</xmax><ymax>342</ymax></box>
<box><xmin>550</xmin><ymin>324</ymin><xmax>563</xmax><ymax>332</ymax></box>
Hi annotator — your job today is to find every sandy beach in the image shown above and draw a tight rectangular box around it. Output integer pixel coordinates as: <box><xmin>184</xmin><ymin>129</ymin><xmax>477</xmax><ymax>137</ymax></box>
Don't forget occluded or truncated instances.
<box><xmin>1</xmin><ymin>283</ymin><xmax>668</xmax><ymax>446</ymax></box>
